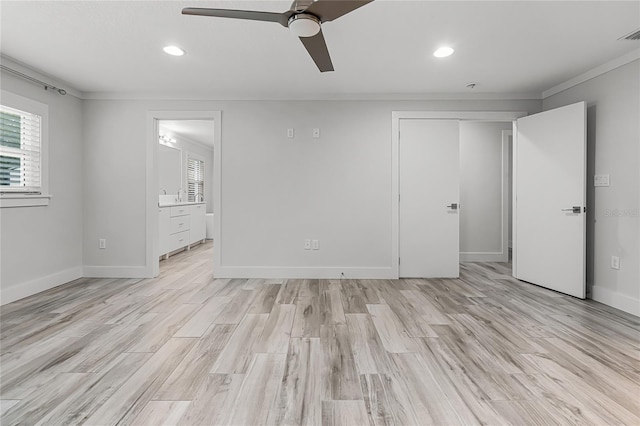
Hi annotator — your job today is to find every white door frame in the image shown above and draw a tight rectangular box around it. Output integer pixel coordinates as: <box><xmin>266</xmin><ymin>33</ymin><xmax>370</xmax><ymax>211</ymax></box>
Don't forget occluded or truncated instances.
<box><xmin>145</xmin><ymin>110</ymin><xmax>222</xmax><ymax>278</ymax></box>
<box><xmin>391</xmin><ymin>111</ymin><xmax>526</xmax><ymax>278</ymax></box>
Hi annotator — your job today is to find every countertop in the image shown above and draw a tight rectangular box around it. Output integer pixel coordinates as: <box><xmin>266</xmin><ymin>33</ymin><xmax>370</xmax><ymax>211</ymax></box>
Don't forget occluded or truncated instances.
<box><xmin>158</xmin><ymin>201</ymin><xmax>206</xmax><ymax>208</ymax></box>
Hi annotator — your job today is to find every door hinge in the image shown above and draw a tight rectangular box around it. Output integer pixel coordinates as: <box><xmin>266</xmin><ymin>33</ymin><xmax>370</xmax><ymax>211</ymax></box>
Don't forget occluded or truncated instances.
<box><xmin>398</xmin><ymin>257</ymin><xmax>401</xmax><ymax>265</ymax></box>
<box><xmin>398</xmin><ymin>194</ymin><xmax>400</xmax><ymax>203</ymax></box>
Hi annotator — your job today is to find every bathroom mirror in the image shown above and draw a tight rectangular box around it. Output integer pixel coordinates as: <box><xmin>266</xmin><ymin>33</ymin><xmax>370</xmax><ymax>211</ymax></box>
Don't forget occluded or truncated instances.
<box><xmin>158</xmin><ymin>143</ymin><xmax>182</xmax><ymax>197</ymax></box>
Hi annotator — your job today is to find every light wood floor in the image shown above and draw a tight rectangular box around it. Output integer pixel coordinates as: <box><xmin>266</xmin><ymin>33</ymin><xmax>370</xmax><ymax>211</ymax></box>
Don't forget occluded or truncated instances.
<box><xmin>1</xmin><ymin>241</ymin><xmax>639</xmax><ymax>425</ymax></box>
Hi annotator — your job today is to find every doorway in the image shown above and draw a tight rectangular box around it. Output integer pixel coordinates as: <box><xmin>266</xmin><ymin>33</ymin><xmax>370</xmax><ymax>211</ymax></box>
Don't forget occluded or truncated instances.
<box><xmin>459</xmin><ymin>122</ymin><xmax>512</xmax><ymax>263</ymax></box>
<box><xmin>145</xmin><ymin>110</ymin><xmax>221</xmax><ymax>278</ymax></box>
<box><xmin>391</xmin><ymin>111</ymin><xmax>525</xmax><ymax>279</ymax></box>
<box><xmin>157</xmin><ymin>119</ymin><xmax>214</xmax><ymax>262</ymax></box>
<box><xmin>392</xmin><ymin>104</ymin><xmax>586</xmax><ymax>299</ymax></box>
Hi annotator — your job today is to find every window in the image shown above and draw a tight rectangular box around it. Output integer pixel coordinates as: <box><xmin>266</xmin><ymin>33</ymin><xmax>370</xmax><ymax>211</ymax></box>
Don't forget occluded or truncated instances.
<box><xmin>187</xmin><ymin>156</ymin><xmax>205</xmax><ymax>202</ymax></box>
<box><xmin>0</xmin><ymin>90</ymin><xmax>49</xmax><ymax>208</ymax></box>
<box><xmin>1</xmin><ymin>105</ymin><xmax>41</xmax><ymax>190</ymax></box>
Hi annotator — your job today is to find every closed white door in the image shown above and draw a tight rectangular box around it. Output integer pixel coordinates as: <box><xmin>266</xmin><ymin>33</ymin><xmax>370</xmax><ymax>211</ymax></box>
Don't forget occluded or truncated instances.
<box><xmin>399</xmin><ymin>119</ymin><xmax>460</xmax><ymax>278</ymax></box>
<box><xmin>515</xmin><ymin>101</ymin><xmax>586</xmax><ymax>298</ymax></box>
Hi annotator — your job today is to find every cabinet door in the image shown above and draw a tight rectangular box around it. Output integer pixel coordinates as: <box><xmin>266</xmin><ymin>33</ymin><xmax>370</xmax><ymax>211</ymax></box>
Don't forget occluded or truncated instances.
<box><xmin>190</xmin><ymin>204</ymin><xmax>206</xmax><ymax>244</ymax></box>
<box><xmin>159</xmin><ymin>207</ymin><xmax>171</xmax><ymax>255</ymax></box>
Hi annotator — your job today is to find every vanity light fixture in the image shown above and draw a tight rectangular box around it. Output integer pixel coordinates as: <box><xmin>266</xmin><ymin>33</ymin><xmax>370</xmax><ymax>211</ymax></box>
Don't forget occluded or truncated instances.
<box><xmin>159</xmin><ymin>134</ymin><xmax>177</xmax><ymax>144</ymax></box>
<box><xmin>433</xmin><ymin>46</ymin><xmax>454</xmax><ymax>58</ymax></box>
<box><xmin>163</xmin><ymin>45</ymin><xmax>185</xmax><ymax>56</ymax></box>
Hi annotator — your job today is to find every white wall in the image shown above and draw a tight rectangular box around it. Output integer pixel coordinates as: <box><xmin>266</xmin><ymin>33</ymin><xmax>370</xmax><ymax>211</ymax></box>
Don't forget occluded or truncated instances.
<box><xmin>81</xmin><ymin>99</ymin><xmax>540</xmax><ymax>279</ymax></box>
<box><xmin>83</xmin><ymin>100</ymin><xmax>147</xmax><ymax>276</ymax></box>
<box><xmin>460</xmin><ymin>121</ymin><xmax>511</xmax><ymax>261</ymax></box>
<box><xmin>543</xmin><ymin>60</ymin><xmax>639</xmax><ymax>316</ymax></box>
<box><xmin>0</xmin><ymin>68</ymin><xmax>84</xmax><ymax>304</ymax></box>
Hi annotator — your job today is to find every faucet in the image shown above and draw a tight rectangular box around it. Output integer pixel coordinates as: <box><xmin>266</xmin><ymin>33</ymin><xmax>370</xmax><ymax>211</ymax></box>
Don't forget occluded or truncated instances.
<box><xmin>177</xmin><ymin>188</ymin><xmax>185</xmax><ymax>202</ymax></box>
<box><xmin>196</xmin><ymin>192</ymin><xmax>204</xmax><ymax>202</ymax></box>
<box><xmin>161</xmin><ymin>188</ymin><xmax>167</xmax><ymax>195</ymax></box>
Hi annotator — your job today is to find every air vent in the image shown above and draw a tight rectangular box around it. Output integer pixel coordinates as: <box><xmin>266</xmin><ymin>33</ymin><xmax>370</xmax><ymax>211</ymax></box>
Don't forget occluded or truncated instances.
<box><xmin>619</xmin><ymin>29</ymin><xmax>640</xmax><ymax>41</ymax></box>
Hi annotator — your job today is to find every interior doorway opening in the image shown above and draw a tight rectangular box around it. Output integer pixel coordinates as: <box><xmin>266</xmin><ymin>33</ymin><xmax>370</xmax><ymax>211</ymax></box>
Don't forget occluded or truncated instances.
<box><xmin>459</xmin><ymin>121</ymin><xmax>513</xmax><ymax>263</ymax></box>
<box><xmin>391</xmin><ymin>110</ymin><xmax>525</xmax><ymax>279</ymax></box>
<box><xmin>146</xmin><ymin>110</ymin><xmax>221</xmax><ymax>279</ymax></box>
<box><xmin>157</xmin><ymin>119</ymin><xmax>215</xmax><ymax>262</ymax></box>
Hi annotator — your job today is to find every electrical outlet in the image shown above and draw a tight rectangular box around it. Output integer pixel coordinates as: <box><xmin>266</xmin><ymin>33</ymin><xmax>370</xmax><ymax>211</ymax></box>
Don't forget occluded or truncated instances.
<box><xmin>99</xmin><ymin>239</ymin><xmax>106</xmax><ymax>249</ymax></box>
<box><xmin>611</xmin><ymin>255</ymin><xmax>620</xmax><ymax>270</ymax></box>
<box><xmin>312</xmin><ymin>239</ymin><xmax>319</xmax><ymax>250</ymax></box>
<box><xmin>304</xmin><ymin>239</ymin><xmax>311</xmax><ymax>250</ymax></box>
<box><xmin>287</xmin><ymin>128</ymin><xmax>294</xmax><ymax>139</ymax></box>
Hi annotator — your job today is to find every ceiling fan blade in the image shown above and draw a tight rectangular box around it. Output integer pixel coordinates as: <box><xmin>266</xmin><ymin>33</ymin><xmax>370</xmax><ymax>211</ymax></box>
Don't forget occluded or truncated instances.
<box><xmin>304</xmin><ymin>0</ymin><xmax>373</xmax><ymax>22</ymax></box>
<box><xmin>299</xmin><ymin>30</ymin><xmax>334</xmax><ymax>72</ymax></box>
<box><xmin>182</xmin><ymin>8</ymin><xmax>293</xmax><ymax>27</ymax></box>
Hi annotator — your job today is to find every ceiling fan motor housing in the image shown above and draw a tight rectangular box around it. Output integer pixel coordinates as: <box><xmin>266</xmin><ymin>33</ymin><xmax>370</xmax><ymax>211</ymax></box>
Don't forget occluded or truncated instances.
<box><xmin>291</xmin><ymin>0</ymin><xmax>315</xmax><ymax>12</ymax></box>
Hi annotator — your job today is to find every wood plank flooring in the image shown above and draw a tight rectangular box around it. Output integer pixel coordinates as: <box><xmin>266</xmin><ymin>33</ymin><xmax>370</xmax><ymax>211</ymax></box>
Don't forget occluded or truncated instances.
<box><xmin>1</xmin><ymin>241</ymin><xmax>639</xmax><ymax>425</ymax></box>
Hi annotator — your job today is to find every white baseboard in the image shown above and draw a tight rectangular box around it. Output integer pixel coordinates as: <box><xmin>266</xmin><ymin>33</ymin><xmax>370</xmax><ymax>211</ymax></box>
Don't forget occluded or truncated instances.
<box><xmin>0</xmin><ymin>266</ymin><xmax>83</xmax><ymax>306</ymax></box>
<box><xmin>215</xmin><ymin>266</ymin><xmax>395</xmax><ymax>279</ymax></box>
<box><xmin>591</xmin><ymin>285</ymin><xmax>640</xmax><ymax>317</ymax></box>
<box><xmin>83</xmin><ymin>265</ymin><xmax>152</xmax><ymax>279</ymax></box>
<box><xmin>460</xmin><ymin>252</ymin><xmax>508</xmax><ymax>262</ymax></box>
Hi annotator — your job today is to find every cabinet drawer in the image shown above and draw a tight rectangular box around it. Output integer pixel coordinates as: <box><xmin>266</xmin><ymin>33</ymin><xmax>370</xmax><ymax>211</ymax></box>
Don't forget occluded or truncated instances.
<box><xmin>169</xmin><ymin>230</ymin><xmax>190</xmax><ymax>252</ymax></box>
<box><xmin>170</xmin><ymin>205</ymin><xmax>189</xmax><ymax>217</ymax></box>
<box><xmin>170</xmin><ymin>215</ymin><xmax>190</xmax><ymax>234</ymax></box>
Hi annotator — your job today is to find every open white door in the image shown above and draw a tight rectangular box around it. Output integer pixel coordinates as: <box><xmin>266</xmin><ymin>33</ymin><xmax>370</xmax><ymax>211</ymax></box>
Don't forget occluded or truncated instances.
<box><xmin>399</xmin><ymin>119</ymin><xmax>460</xmax><ymax>278</ymax></box>
<box><xmin>514</xmin><ymin>102</ymin><xmax>586</xmax><ymax>298</ymax></box>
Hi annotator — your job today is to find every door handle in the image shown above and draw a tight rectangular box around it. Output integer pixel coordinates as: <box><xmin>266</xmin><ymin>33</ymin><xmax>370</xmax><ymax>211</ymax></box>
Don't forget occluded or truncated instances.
<box><xmin>561</xmin><ymin>206</ymin><xmax>581</xmax><ymax>214</ymax></box>
<box><xmin>447</xmin><ymin>203</ymin><xmax>458</xmax><ymax>210</ymax></box>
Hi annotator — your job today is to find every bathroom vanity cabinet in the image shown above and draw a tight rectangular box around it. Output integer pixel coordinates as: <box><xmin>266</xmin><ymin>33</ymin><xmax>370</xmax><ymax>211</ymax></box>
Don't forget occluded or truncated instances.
<box><xmin>159</xmin><ymin>202</ymin><xmax>206</xmax><ymax>259</ymax></box>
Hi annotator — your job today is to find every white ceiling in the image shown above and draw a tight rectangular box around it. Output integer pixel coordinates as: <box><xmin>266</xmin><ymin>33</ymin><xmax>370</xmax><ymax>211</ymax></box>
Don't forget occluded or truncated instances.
<box><xmin>159</xmin><ymin>120</ymin><xmax>215</xmax><ymax>147</ymax></box>
<box><xmin>1</xmin><ymin>1</ymin><xmax>638</xmax><ymax>99</ymax></box>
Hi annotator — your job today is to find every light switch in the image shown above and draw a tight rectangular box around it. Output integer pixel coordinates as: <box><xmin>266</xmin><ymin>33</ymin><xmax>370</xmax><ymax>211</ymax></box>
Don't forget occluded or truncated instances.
<box><xmin>312</xmin><ymin>240</ymin><xmax>319</xmax><ymax>250</ymax></box>
<box><xmin>594</xmin><ymin>174</ymin><xmax>610</xmax><ymax>187</ymax></box>
<box><xmin>611</xmin><ymin>255</ymin><xmax>620</xmax><ymax>270</ymax></box>
<box><xmin>312</xmin><ymin>128</ymin><xmax>320</xmax><ymax>138</ymax></box>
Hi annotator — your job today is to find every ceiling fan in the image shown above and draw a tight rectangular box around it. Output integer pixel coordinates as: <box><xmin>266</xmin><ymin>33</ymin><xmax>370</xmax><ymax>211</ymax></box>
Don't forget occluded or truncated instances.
<box><xmin>182</xmin><ymin>0</ymin><xmax>373</xmax><ymax>72</ymax></box>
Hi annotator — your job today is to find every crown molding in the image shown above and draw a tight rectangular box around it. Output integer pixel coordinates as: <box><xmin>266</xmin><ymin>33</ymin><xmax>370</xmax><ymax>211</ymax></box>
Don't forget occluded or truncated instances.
<box><xmin>542</xmin><ymin>49</ymin><xmax>640</xmax><ymax>99</ymax></box>
<box><xmin>80</xmin><ymin>91</ymin><xmax>542</xmax><ymax>102</ymax></box>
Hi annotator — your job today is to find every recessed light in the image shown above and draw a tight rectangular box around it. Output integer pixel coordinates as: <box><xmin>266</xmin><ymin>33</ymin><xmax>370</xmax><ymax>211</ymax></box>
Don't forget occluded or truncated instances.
<box><xmin>434</xmin><ymin>46</ymin><xmax>454</xmax><ymax>58</ymax></box>
<box><xmin>163</xmin><ymin>45</ymin><xmax>185</xmax><ymax>56</ymax></box>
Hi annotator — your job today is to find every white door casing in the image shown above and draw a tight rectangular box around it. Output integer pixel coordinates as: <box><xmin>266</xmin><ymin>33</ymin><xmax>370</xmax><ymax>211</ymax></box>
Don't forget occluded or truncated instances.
<box><xmin>514</xmin><ymin>101</ymin><xmax>586</xmax><ymax>298</ymax></box>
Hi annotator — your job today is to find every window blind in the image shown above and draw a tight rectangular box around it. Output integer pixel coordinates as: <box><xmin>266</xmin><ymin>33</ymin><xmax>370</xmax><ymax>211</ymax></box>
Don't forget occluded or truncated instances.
<box><xmin>187</xmin><ymin>157</ymin><xmax>205</xmax><ymax>202</ymax></box>
<box><xmin>0</xmin><ymin>105</ymin><xmax>42</xmax><ymax>191</ymax></box>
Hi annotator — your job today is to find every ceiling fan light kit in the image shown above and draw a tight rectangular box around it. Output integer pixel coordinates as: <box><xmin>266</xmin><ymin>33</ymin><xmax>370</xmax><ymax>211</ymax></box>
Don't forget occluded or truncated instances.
<box><xmin>288</xmin><ymin>14</ymin><xmax>321</xmax><ymax>38</ymax></box>
<box><xmin>182</xmin><ymin>0</ymin><xmax>373</xmax><ymax>72</ymax></box>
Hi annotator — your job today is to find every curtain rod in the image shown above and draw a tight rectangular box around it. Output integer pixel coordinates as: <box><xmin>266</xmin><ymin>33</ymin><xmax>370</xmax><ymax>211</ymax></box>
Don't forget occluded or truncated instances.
<box><xmin>0</xmin><ymin>64</ymin><xmax>67</xmax><ymax>95</ymax></box>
